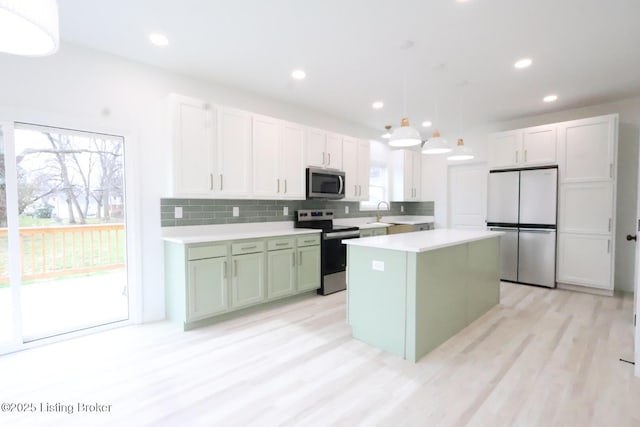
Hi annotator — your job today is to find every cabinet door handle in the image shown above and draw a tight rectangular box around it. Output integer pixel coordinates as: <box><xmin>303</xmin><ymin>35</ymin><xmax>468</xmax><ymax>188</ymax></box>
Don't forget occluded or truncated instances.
<box><xmin>275</xmin><ymin>242</ymin><xmax>288</xmax><ymax>247</ymax></box>
<box><xmin>328</xmin><ymin>152</ymin><xmax>331</xmax><ymax>165</ymax></box>
<box><xmin>220</xmin><ymin>174</ymin><xmax>223</xmax><ymax>191</ymax></box>
<box><xmin>359</xmin><ymin>185</ymin><xmax>362</xmax><ymax>196</ymax></box>
<box><xmin>242</xmin><ymin>245</ymin><xmax>257</xmax><ymax>250</ymax></box>
<box><xmin>607</xmin><ymin>239</ymin><xmax>611</xmax><ymax>253</ymax></box>
<box><xmin>233</xmin><ymin>260</ymin><xmax>238</xmax><ymax>277</ymax></box>
<box><xmin>284</xmin><ymin>179</ymin><xmax>287</xmax><ymax>194</ymax></box>
<box><xmin>524</xmin><ymin>149</ymin><xmax>527</xmax><ymax>162</ymax></box>
<box><xmin>292</xmin><ymin>253</ymin><xmax>295</xmax><ymax>267</ymax></box>
<box><xmin>223</xmin><ymin>261</ymin><xmax>227</xmax><ymax>278</ymax></box>
<box><xmin>277</xmin><ymin>178</ymin><xmax>280</xmax><ymax>193</ymax></box>
<box><xmin>610</xmin><ymin>163</ymin><xmax>613</xmax><ymax>178</ymax></box>
<box><xmin>322</xmin><ymin>152</ymin><xmax>326</xmax><ymax>165</ymax></box>
<box><xmin>354</xmin><ymin>185</ymin><xmax>357</xmax><ymax>196</ymax></box>
<box><xmin>303</xmin><ymin>239</ymin><xmax>316</xmax><ymax>244</ymax></box>
<box><xmin>608</xmin><ymin>218</ymin><xmax>612</xmax><ymax>232</ymax></box>
<box><xmin>298</xmin><ymin>251</ymin><xmax>302</xmax><ymax>265</ymax></box>
<box><xmin>515</xmin><ymin>150</ymin><xmax>519</xmax><ymax>163</ymax></box>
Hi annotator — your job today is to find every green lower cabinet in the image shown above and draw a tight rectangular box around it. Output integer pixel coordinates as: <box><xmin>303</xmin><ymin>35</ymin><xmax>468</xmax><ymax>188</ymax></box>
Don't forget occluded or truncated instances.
<box><xmin>187</xmin><ymin>257</ymin><xmax>228</xmax><ymax>321</ymax></box>
<box><xmin>296</xmin><ymin>245</ymin><xmax>321</xmax><ymax>292</ymax></box>
<box><xmin>267</xmin><ymin>249</ymin><xmax>296</xmax><ymax>299</ymax></box>
<box><xmin>231</xmin><ymin>252</ymin><xmax>266</xmax><ymax>308</ymax></box>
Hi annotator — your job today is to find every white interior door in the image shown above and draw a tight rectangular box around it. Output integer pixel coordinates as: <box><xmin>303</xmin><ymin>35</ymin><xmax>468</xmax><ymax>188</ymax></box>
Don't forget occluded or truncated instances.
<box><xmin>448</xmin><ymin>164</ymin><xmax>488</xmax><ymax>229</ymax></box>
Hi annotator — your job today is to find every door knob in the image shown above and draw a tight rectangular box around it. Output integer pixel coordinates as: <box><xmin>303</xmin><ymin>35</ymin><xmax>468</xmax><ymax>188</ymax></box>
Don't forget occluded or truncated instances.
<box><xmin>626</xmin><ymin>234</ymin><xmax>637</xmax><ymax>241</ymax></box>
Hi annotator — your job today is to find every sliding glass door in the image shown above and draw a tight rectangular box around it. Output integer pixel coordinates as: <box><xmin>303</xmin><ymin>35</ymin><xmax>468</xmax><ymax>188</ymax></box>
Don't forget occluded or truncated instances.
<box><xmin>0</xmin><ymin>123</ymin><xmax>130</xmax><ymax>349</ymax></box>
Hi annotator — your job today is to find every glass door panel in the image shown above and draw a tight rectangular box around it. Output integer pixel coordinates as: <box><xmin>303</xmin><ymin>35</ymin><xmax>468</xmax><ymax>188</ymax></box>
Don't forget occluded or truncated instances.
<box><xmin>14</xmin><ymin>125</ymin><xmax>128</xmax><ymax>341</ymax></box>
<box><xmin>0</xmin><ymin>126</ymin><xmax>15</xmax><ymax>348</ymax></box>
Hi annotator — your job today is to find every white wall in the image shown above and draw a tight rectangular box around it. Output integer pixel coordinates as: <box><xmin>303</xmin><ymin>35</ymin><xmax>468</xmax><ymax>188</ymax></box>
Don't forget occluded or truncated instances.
<box><xmin>0</xmin><ymin>44</ymin><xmax>375</xmax><ymax>322</ymax></box>
<box><xmin>448</xmin><ymin>97</ymin><xmax>640</xmax><ymax>292</ymax></box>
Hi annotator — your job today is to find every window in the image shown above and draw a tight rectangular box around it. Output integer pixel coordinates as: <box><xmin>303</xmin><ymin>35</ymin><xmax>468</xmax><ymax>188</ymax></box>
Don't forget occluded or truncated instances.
<box><xmin>360</xmin><ymin>163</ymin><xmax>389</xmax><ymax>211</ymax></box>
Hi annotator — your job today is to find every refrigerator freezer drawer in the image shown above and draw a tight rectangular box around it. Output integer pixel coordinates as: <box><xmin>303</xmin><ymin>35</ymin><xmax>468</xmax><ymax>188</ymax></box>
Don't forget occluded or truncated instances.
<box><xmin>487</xmin><ymin>171</ymin><xmax>520</xmax><ymax>224</ymax></box>
<box><xmin>518</xmin><ymin>229</ymin><xmax>556</xmax><ymax>287</ymax></box>
<box><xmin>519</xmin><ymin>168</ymin><xmax>557</xmax><ymax>225</ymax></box>
<box><xmin>490</xmin><ymin>227</ymin><xmax>518</xmax><ymax>282</ymax></box>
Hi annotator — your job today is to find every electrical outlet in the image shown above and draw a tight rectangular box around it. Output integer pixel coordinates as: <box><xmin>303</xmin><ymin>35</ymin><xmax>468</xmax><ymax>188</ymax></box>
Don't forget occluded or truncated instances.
<box><xmin>174</xmin><ymin>207</ymin><xmax>183</xmax><ymax>219</ymax></box>
<box><xmin>233</xmin><ymin>207</ymin><xmax>239</xmax><ymax>217</ymax></box>
<box><xmin>401</xmin><ymin>205</ymin><xmax>404</xmax><ymax>213</ymax></box>
<box><xmin>345</xmin><ymin>206</ymin><xmax>349</xmax><ymax>214</ymax></box>
<box><xmin>283</xmin><ymin>207</ymin><xmax>288</xmax><ymax>216</ymax></box>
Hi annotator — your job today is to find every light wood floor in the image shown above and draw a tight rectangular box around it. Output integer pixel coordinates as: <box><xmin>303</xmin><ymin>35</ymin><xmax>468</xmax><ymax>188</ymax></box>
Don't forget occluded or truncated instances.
<box><xmin>1</xmin><ymin>283</ymin><xmax>638</xmax><ymax>427</ymax></box>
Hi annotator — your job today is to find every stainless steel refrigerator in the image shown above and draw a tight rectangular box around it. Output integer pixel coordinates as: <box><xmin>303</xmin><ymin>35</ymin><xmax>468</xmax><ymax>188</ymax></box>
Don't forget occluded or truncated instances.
<box><xmin>487</xmin><ymin>166</ymin><xmax>557</xmax><ymax>288</ymax></box>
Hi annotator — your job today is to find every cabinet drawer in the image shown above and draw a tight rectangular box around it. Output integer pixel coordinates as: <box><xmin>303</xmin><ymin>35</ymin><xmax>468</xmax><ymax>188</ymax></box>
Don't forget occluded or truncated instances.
<box><xmin>267</xmin><ymin>237</ymin><xmax>295</xmax><ymax>251</ymax></box>
<box><xmin>187</xmin><ymin>245</ymin><xmax>228</xmax><ymax>260</ymax></box>
<box><xmin>231</xmin><ymin>240</ymin><xmax>265</xmax><ymax>255</ymax></box>
<box><xmin>296</xmin><ymin>234</ymin><xmax>321</xmax><ymax>247</ymax></box>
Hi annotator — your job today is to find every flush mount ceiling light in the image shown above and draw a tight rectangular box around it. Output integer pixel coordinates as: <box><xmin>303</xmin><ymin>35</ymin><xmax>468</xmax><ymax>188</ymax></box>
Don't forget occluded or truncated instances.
<box><xmin>422</xmin><ymin>130</ymin><xmax>451</xmax><ymax>154</ymax></box>
<box><xmin>149</xmin><ymin>33</ymin><xmax>169</xmax><ymax>46</ymax></box>
<box><xmin>514</xmin><ymin>58</ymin><xmax>532</xmax><ymax>69</ymax></box>
<box><xmin>0</xmin><ymin>0</ymin><xmax>59</xmax><ymax>56</ymax></box>
<box><xmin>381</xmin><ymin>124</ymin><xmax>392</xmax><ymax>139</ymax></box>
<box><xmin>372</xmin><ymin>101</ymin><xmax>384</xmax><ymax>109</ymax></box>
<box><xmin>447</xmin><ymin>138</ymin><xmax>475</xmax><ymax>161</ymax></box>
<box><xmin>543</xmin><ymin>94</ymin><xmax>558</xmax><ymax>102</ymax></box>
<box><xmin>291</xmin><ymin>69</ymin><xmax>306</xmax><ymax>80</ymax></box>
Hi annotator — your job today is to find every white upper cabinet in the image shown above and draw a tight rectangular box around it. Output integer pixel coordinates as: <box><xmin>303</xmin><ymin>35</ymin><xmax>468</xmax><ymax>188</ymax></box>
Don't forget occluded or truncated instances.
<box><xmin>217</xmin><ymin>107</ymin><xmax>252</xmax><ymax>197</ymax></box>
<box><xmin>522</xmin><ymin>124</ymin><xmax>557</xmax><ymax>166</ymax></box>
<box><xmin>325</xmin><ymin>133</ymin><xmax>343</xmax><ymax>169</ymax></box>
<box><xmin>307</xmin><ymin>129</ymin><xmax>343</xmax><ymax>169</ymax></box>
<box><xmin>487</xmin><ymin>130</ymin><xmax>522</xmax><ymax>169</ymax></box>
<box><xmin>278</xmin><ymin>121</ymin><xmax>306</xmax><ymax>199</ymax></box>
<box><xmin>252</xmin><ymin>114</ymin><xmax>280</xmax><ymax>198</ymax></box>
<box><xmin>558</xmin><ymin>115</ymin><xmax>616</xmax><ymax>183</ymax></box>
<box><xmin>340</xmin><ymin>137</ymin><xmax>370</xmax><ymax>201</ymax></box>
<box><xmin>342</xmin><ymin>136</ymin><xmax>359</xmax><ymax>200</ymax></box>
<box><xmin>487</xmin><ymin>125</ymin><xmax>557</xmax><ymax>169</ymax></box>
<box><xmin>390</xmin><ymin>149</ymin><xmax>421</xmax><ymax>201</ymax></box>
<box><xmin>169</xmin><ymin>94</ymin><xmax>217</xmax><ymax>196</ymax></box>
<box><xmin>357</xmin><ymin>140</ymin><xmax>370</xmax><ymax>201</ymax></box>
<box><xmin>252</xmin><ymin>115</ymin><xmax>306</xmax><ymax>199</ymax></box>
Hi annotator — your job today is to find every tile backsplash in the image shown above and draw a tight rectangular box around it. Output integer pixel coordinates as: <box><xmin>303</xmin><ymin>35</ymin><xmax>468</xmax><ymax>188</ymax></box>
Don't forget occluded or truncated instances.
<box><xmin>161</xmin><ymin>198</ymin><xmax>434</xmax><ymax>227</ymax></box>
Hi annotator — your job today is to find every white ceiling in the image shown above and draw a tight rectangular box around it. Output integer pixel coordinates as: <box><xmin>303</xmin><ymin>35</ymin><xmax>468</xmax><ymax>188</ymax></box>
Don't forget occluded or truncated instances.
<box><xmin>58</xmin><ymin>0</ymin><xmax>640</xmax><ymax>137</ymax></box>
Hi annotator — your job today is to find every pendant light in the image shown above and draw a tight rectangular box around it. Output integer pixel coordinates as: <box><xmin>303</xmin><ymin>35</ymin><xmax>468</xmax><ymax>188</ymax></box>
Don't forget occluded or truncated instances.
<box><xmin>0</xmin><ymin>0</ymin><xmax>60</xmax><ymax>56</ymax></box>
<box><xmin>448</xmin><ymin>138</ymin><xmax>475</xmax><ymax>160</ymax></box>
<box><xmin>421</xmin><ymin>102</ymin><xmax>451</xmax><ymax>154</ymax></box>
<box><xmin>389</xmin><ymin>41</ymin><xmax>421</xmax><ymax>147</ymax></box>
<box><xmin>447</xmin><ymin>81</ymin><xmax>474</xmax><ymax>161</ymax></box>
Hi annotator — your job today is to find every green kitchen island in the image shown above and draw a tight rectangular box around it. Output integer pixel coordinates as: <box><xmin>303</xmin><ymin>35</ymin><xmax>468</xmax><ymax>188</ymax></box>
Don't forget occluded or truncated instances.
<box><xmin>343</xmin><ymin>229</ymin><xmax>503</xmax><ymax>362</ymax></box>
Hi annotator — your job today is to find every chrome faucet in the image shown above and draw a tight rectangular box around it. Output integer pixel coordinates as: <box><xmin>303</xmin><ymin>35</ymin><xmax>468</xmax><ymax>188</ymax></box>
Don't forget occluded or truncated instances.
<box><xmin>375</xmin><ymin>201</ymin><xmax>389</xmax><ymax>222</ymax></box>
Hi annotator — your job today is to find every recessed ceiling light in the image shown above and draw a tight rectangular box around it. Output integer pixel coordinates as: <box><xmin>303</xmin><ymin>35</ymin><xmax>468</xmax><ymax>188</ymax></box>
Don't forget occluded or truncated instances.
<box><xmin>422</xmin><ymin>121</ymin><xmax>432</xmax><ymax>128</ymax></box>
<box><xmin>149</xmin><ymin>33</ymin><xmax>169</xmax><ymax>47</ymax></box>
<box><xmin>514</xmin><ymin>58</ymin><xmax>532</xmax><ymax>69</ymax></box>
<box><xmin>291</xmin><ymin>69</ymin><xmax>306</xmax><ymax>80</ymax></box>
<box><xmin>372</xmin><ymin>101</ymin><xmax>384</xmax><ymax>109</ymax></box>
<box><xmin>543</xmin><ymin>94</ymin><xmax>558</xmax><ymax>102</ymax></box>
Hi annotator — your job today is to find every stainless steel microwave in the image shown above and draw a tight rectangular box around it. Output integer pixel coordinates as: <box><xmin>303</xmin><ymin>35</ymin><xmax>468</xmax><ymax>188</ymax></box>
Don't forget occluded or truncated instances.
<box><xmin>306</xmin><ymin>167</ymin><xmax>345</xmax><ymax>200</ymax></box>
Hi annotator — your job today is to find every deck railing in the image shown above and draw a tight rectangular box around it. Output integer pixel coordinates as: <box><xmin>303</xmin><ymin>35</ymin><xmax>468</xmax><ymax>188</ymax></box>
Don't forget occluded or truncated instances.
<box><xmin>0</xmin><ymin>223</ymin><xmax>125</xmax><ymax>284</ymax></box>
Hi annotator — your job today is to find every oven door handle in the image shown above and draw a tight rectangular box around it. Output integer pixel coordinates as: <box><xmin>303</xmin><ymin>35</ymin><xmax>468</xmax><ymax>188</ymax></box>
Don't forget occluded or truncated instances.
<box><xmin>338</xmin><ymin>175</ymin><xmax>344</xmax><ymax>196</ymax></box>
<box><xmin>324</xmin><ymin>230</ymin><xmax>360</xmax><ymax>240</ymax></box>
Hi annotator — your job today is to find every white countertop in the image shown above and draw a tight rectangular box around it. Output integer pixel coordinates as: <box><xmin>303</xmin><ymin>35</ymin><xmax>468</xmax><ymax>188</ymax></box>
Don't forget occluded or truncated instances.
<box><xmin>162</xmin><ymin>222</ymin><xmax>320</xmax><ymax>244</ymax></box>
<box><xmin>334</xmin><ymin>215</ymin><xmax>434</xmax><ymax>229</ymax></box>
<box><xmin>343</xmin><ymin>229</ymin><xmax>503</xmax><ymax>253</ymax></box>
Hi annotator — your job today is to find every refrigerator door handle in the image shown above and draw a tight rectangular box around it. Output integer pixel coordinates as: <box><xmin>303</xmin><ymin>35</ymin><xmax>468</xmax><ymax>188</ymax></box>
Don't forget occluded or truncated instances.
<box><xmin>489</xmin><ymin>227</ymin><xmax>519</xmax><ymax>231</ymax></box>
<box><xmin>519</xmin><ymin>228</ymin><xmax>555</xmax><ymax>233</ymax></box>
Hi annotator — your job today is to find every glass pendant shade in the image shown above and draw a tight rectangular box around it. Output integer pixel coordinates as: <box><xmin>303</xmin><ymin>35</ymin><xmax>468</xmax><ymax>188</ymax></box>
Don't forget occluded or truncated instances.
<box><xmin>0</xmin><ymin>0</ymin><xmax>59</xmax><ymax>56</ymax></box>
<box><xmin>421</xmin><ymin>130</ymin><xmax>452</xmax><ymax>154</ymax></box>
<box><xmin>447</xmin><ymin>138</ymin><xmax>475</xmax><ymax>160</ymax></box>
<box><xmin>388</xmin><ymin>118</ymin><xmax>421</xmax><ymax>147</ymax></box>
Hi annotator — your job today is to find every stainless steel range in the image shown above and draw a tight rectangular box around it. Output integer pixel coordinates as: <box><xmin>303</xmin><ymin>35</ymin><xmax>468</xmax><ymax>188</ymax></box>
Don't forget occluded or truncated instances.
<box><xmin>294</xmin><ymin>209</ymin><xmax>359</xmax><ymax>295</ymax></box>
